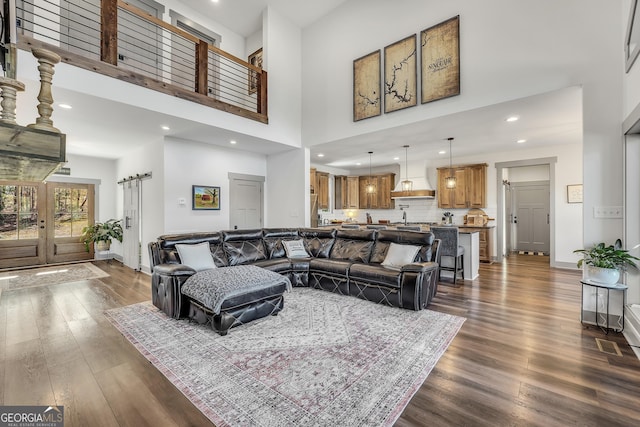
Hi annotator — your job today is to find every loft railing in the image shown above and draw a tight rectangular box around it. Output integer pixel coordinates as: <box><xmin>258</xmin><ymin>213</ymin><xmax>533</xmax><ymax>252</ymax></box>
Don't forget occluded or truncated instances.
<box><xmin>13</xmin><ymin>0</ymin><xmax>268</xmax><ymax>123</ymax></box>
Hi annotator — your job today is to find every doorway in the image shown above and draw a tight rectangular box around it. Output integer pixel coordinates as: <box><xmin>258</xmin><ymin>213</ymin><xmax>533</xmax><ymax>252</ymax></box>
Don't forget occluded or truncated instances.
<box><xmin>0</xmin><ymin>181</ymin><xmax>95</xmax><ymax>268</ymax></box>
<box><xmin>228</xmin><ymin>173</ymin><xmax>264</xmax><ymax>230</ymax></box>
<box><xmin>496</xmin><ymin>157</ymin><xmax>557</xmax><ymax>266</ymax></box>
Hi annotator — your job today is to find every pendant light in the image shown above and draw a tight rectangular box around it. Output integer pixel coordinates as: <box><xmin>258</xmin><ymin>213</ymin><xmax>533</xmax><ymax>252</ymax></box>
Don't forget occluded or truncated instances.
<box><xmin>445</xmin><ymin>137</ymin><xmax>457</xmax><ymax>189</ymax></box>
<box><xmin>366</xmin><ymin>151</ymin><xmax>376</xmax><ymax>194</ymax></box>
<box><xmin>401</xmin><ymin>145</ymin><xmax>413</xmax><ymax>191</ymax></box>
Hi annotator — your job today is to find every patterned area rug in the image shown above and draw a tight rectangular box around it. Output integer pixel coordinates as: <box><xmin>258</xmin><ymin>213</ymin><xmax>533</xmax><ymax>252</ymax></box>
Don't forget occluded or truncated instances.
<box><xmin>0</xmin><ymin>263</ymin><xmax>109</xmax><ymax>292</ymax></box>
<box><xmin>106</xmin><ymin>288</ymin><xmax>465</xmax><ymax>426</ymax></box>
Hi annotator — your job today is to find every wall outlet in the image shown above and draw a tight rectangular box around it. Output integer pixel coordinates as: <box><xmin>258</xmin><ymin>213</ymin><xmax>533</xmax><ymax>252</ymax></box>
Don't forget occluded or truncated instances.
<box><xmin>593</xmin><ymin>206</ymin><xmax>622</xmax><ymax>218</ymax></box>
<box><xmin>178</xmin><ymin>197</ymin><xmax>186</xmax><ymax>206</ymax></box>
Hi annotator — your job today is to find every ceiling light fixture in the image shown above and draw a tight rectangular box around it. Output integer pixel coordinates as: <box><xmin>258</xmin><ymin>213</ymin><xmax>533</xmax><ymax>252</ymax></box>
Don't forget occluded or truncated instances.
<box><xmin>445</xmin><ymin>137</ymin><xmax>457</xmax><ymax>189</ymax></box>
<box><xmin>401</xmin><ymin>145</ymin><xmax>413</xmax><ymax>191</ymax></box>
<box><xmin>438</xmin><ymin>150</ymin><xmax>446</xmax><ymax>155</ymax></box>
<box><xmin>517</xmin><ymin>139</ymin><xmax>526</xmax><ymax>144</ymax></box>
<box><xmin>506</xmin><ymin>116</ymin><xmax>519</xmax><ymax>122</ymax></box>
<box><xmin>366</xmin><ymin>151</ymin><xmax>376</xmax><ymax>194</ymax></box>
<box><xmin>161</xmin><ymin>125</ymin><xmax>170</xmax><ymax>130</ymax></box>
<box><xmin>317</xmin><ymin>153</ymin><xmax>324</xmax><ymax>157</ymax></box>
<box><xmin>230</xmin><ymin>140</ymin><xmax>237</xmax><ymax>144</ymax></box>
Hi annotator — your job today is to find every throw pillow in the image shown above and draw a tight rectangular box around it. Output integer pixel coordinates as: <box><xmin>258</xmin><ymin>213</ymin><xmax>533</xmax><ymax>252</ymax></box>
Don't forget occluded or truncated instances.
<box><xmin>283</xmin><ymin>239</ymin><xmax>310</xmax><ymax>258</ymax></box>
<box><xmin>175</xmin><ymin>242</ymin><xmax>217</xmax><ymax>272</ymax></box>
<box><xmin>381</xmin><ymin>242</ymin><xmax>421</xmax><ymax>269</ymax></box>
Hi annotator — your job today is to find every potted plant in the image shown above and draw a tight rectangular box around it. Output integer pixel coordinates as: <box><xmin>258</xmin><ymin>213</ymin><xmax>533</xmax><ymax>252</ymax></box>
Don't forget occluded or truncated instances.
<box><xmin>80</xmin><ymin>219</ymin><xmax>123</xmax><ymax>252</ymax></box>
<box><xmin>573</xmin><ymin>239</ymin><xmax>639</xmax><ymax>284</ymax></box>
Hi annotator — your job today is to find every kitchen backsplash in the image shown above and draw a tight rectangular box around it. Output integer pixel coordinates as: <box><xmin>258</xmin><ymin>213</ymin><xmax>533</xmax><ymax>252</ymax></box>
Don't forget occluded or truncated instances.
<box><xmin>319</xmin><ymin>198</ymin><xmax>497</xmax><ymax>225</ymax></box>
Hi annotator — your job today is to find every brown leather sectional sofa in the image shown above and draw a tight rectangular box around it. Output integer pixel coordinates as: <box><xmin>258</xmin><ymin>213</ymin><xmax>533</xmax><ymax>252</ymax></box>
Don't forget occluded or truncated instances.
<box><xmin>148</xmin><ymin>227</ymin><xmax>441</xmax><ymax>320</ymax></box>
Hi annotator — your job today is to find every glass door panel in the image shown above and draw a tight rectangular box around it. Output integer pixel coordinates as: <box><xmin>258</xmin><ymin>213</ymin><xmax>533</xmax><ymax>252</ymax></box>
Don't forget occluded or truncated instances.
<box><xmin>0</xmin><ymin>182</ymin><xmax>46</xmax><ymax>267</ymax></box>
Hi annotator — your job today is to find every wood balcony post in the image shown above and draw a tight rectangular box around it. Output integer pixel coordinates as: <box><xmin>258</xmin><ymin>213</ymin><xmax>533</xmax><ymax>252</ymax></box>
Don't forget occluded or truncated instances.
<box><xmin>195</xmin><ymin>40</ymin><xmax>208</xmax><ymax>96</ymax></box>
<box><xmin>258</xmin><ymin>70</ymin><xmax>267</xmax><ymax>116</ymax></box>
<box><xmin>101</xmin><ymin>0</ymin><xmax>118</xmax><ymax>65</ymax></box>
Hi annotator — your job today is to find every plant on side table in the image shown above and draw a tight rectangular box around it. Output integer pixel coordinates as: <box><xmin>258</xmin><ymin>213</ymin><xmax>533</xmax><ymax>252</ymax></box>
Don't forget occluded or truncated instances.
<box><xmin>80</xmin><ymin>219</ymin><xmax>123</xmax><ymax>252</ymax></box>
<box><xmin>574</xmin><ymin>239</ymin><xmax>639</xmax><ymax>284</ymax></box>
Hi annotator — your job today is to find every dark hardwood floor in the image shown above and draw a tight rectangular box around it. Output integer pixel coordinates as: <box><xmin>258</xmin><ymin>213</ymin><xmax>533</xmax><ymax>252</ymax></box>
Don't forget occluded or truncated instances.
<box><xmin>1</xmin><ymin>256</ymin><xmax>639</xmax><ymax>426</ymax></box>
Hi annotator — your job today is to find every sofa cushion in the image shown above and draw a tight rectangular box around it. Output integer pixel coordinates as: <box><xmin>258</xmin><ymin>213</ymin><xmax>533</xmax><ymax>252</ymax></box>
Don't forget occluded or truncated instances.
<box><xmin>283</xmin><ymin>239</ymin><xmax>310</xmax><ymax>258</ymax></box>
<box><xmin>309</xmin><ymin>258</ymin><xmax>352</xmax><ymax>276</ymax></box>
<box><xmin>372</xmin><ymin>230</ymin><xmax>435</xmax><ymax>263</ymax></box>
<box><xmin>263</xmin><ymin>228</ymin><xmax>300</xmax><ymax>259</ymax></box>
<box><xmin>349</xmin><ymin>263</ymin><xmax>402</xmax><ymax>288</ymax></box>
<box><xmin>299</xmin><ymin>228</ymin><xmax>336</xmax><ymax>258</ymax></box>
<box><xmin>223</xmin><ymin>239</ymin><xmax>267</xmax><ymax>266</ymax></box>
<box><xmin>251</xmin><ymin>258</ymin><xmax>292</xmax><ymax>274</ymax></box>
<box><xmin>330</xmin><ymin>229</ymin><xmax>377</xmax><ymax>263</ymax></box>
<box><xmin>157</xmin><ymin>232</ymin><xmax>228</xmax><ymax>267</ymax></box>
<box><xmin>381</xmin><ymin>243</ymin><xmax>421</xmax><ymax>270</ymax></box>
<box><xmin>175</xmin><ymin>242</ymin><xmax>217</xmax><ymax>272</ymax></box>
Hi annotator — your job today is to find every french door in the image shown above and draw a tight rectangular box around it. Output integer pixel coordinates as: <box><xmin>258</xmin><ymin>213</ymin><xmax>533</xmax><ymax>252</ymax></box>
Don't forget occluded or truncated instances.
<box><xmin>0</xmin><ymin>181</ymin><xmax>95</xmax><ymax>268</ymax></box>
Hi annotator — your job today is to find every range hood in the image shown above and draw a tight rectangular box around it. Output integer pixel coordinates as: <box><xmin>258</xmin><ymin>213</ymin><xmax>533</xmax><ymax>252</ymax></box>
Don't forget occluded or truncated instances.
<box><xmin>390</xmin><ymin>176</ymin><xmax>435</xmax><ymax>199</ymax></box>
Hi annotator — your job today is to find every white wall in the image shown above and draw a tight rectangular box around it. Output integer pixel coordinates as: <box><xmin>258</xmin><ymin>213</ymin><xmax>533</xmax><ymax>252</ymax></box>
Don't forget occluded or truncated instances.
<box><xmin>263</xmin><ymin>7</ymin><xmax>303</xmax><ymax>147</ymax></box>
<box><xmin>302</xmin><ymin>0</ymin><xmax>623</xmax><ymax>250</ymax></box>
<box><xmin>163</xmin><ymin>138</ymin><xmax>266</xmax><ymax>233</ymax></box>
<box><xmin>266</xmin><ymin>148</ymin><xmax>307</xmax><ymax>227</ymax></box>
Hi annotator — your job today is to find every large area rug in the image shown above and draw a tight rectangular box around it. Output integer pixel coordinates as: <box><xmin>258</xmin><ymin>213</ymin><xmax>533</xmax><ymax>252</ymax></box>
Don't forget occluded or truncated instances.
<box><xmin>0</xmin><ymin>263</ymin><xmax>108</xmax><ymax>292</ymax></box>
<box><xmin>106</xmin><ymin>288</ymin><xmax>465</xmax><ymax>426</ymax></box>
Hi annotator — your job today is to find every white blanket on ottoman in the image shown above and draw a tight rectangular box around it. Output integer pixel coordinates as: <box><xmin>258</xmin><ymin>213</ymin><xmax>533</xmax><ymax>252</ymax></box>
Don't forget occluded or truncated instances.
<box><xmin>181</xmin><ymin>265</ymin><xmax>291</xmax><ymax>315</ymax></box>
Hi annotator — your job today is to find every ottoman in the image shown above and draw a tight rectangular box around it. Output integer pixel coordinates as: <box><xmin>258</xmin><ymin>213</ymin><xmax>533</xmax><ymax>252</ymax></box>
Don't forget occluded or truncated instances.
<box><xmin>181</xmin><ymin>265</ymin><xmax>291</xmax><ymax>335</ymax></box>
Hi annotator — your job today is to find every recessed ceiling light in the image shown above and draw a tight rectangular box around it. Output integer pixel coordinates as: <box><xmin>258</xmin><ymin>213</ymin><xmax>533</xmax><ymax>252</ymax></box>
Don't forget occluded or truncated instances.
<box><xmin>356</xmin><ymin>162</ymin><xmax>361</xmax><ymax>166</ymax></box>
<box><xmin>517</xmin><ymin>139</ymin><xmax>526</xmax><ymax>144</ymax></box>
<box><xmin>211</xmin><ymin>0</ymin><xmax>219</xmax><ymax>3</ymax></box>
<box><xmin>230</xmin><ymin>140</ymin><xmax>237</xmax><ymax>144</ymax></box>
<box><xmin>317</xmin><ymin>153</ymin><xmax>324</xmax><ymax>157</ymax></box>
<box><xmin>438</xmin><ymin>150</ymin><xmax>446</xmax><ymax>155</ymax></box>
<box><xmin>161</xmin><ymin>125</ymin><xmax>170</xmax><ymax>130</ymax></box>
<box><xmin>393</xmin><ymin>156</ymin><xmax>400</xmax><ymax>160</ymax></box>
<box><xmin>506</xmin><ymin>116</ymin><xmax>519</xmax><ymax>122</ymax></box>
<box><xmin>58</xmin><ymin>104</ymin><xmax>72</xmax><ymax>109</ymax></box>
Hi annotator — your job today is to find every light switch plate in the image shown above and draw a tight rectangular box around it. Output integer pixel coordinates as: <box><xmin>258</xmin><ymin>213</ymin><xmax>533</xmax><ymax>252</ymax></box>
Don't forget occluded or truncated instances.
<box><xmin>593</xmin><ymin>206</ymin><xmax>622</xmax><ymax>218</ymax></box>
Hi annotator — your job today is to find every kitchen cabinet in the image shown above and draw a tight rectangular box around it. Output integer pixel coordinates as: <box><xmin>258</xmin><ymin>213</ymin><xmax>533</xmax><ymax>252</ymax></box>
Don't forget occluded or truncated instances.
<box><xmin>459</xmin><ymin>226</ymin><xmax>493</xmax><ymax>263</ymax></box>
<box><xmin>335</xmin><ymin>176</ymin><xmax>359</xmax><ymax>209</ymax></box>
<box><xmin>310</xmin><ymin>168</ymin><xmax>329</xmax><ymax>210</ymax></box>
<box><xmin>437</xmin><ymin>163</ymin><xmax>487</xmax><ymax>209</ymax></box>
<box><xmin>310</xmin><ymin>168</ymin><xmax>316</xmax><ymax>194</ymax></box>
<box><xmin>316</xmin><ymin>171</ymin><xmax>329</xmax><ymax>210</ymax></box>
<box><xmin>359</xmin><ymin>173</ymin><xmax>395</xmax><ymax>209</ymax></box>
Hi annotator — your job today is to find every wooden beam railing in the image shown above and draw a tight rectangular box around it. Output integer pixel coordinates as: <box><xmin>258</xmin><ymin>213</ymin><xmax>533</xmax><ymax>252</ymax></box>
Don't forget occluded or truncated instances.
<box><xmin>14</xmin><ymin>0</ymin><xmax>268</xmax><ymax>124</ymax></box>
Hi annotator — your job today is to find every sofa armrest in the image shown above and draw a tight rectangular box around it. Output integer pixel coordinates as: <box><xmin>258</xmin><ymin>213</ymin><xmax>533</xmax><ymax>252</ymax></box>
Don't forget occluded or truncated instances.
<box><xmin>153</xmin><ymin>263</ymin><xmax>197</xmax><ymax>276</ymax></box>
<box><xmin>151</xmin><ymin>264</ymin><xmax>196</xmax><ymax>319</ymax></box>
<box><xmin>400</xmin><ymin>262</ymin><xmax>439</xmax><ymax>309</ymax></box>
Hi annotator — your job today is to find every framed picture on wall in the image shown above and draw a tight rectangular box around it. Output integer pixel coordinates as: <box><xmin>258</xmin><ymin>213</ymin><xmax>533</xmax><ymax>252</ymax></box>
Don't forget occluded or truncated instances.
<box><xmin>192</xmin><ymin>185</ymin><xmax>220</xmax><ymax>210</ymax></box>
<box><xmin>567</xmin><ymin>184</ymin><xmax>583</xmax><ymax>203</ymax></box>
<box><xmin>353</xmin><ymin>50</ymin><xmax>381</xmax><ymax>121</ymax></box>
<box><xmin>421</xmin><ymin>15</ymin><xmax>460</xmax><ymax>103</ymax></box>
<box><xmin>384</xmin><ymin>35</ymin><xmax>417</xmax><ymax>113</ymax></box>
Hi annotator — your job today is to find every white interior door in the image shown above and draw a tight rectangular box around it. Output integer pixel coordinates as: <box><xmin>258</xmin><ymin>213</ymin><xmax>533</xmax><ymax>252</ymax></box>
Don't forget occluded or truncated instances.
<box><xmin>229</xmin><ymin>176</ymin><xmax>263</xmax><ymax>230</ymax></box>
<box><xmin>512</xmin><ymin>181</ymin><xmax>550</xmax><ymax>254</ymax></box>
<box><xmin>122</xmin><ymin>179</ymin><xmax>140</xmax><ymax>270</ymax></box>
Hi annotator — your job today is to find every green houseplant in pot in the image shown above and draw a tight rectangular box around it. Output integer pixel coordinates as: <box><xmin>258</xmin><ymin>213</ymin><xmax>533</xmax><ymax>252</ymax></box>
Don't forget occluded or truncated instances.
<box><xmin>574</xmin><ymin>239</ymin><xmax>639</xmax><ymax>284</ymax></box>
<box><xmin>80</xmin><ymin>219</ymin><xmax>123</xmax><ymax>252</ymax></box>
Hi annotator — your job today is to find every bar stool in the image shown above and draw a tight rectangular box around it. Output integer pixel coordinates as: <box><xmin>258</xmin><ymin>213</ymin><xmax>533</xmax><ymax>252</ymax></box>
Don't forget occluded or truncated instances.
<box><xmin>430</xmin><ymin>226</ymin><xmax>464</xmax><ymax>283</ymax></box>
